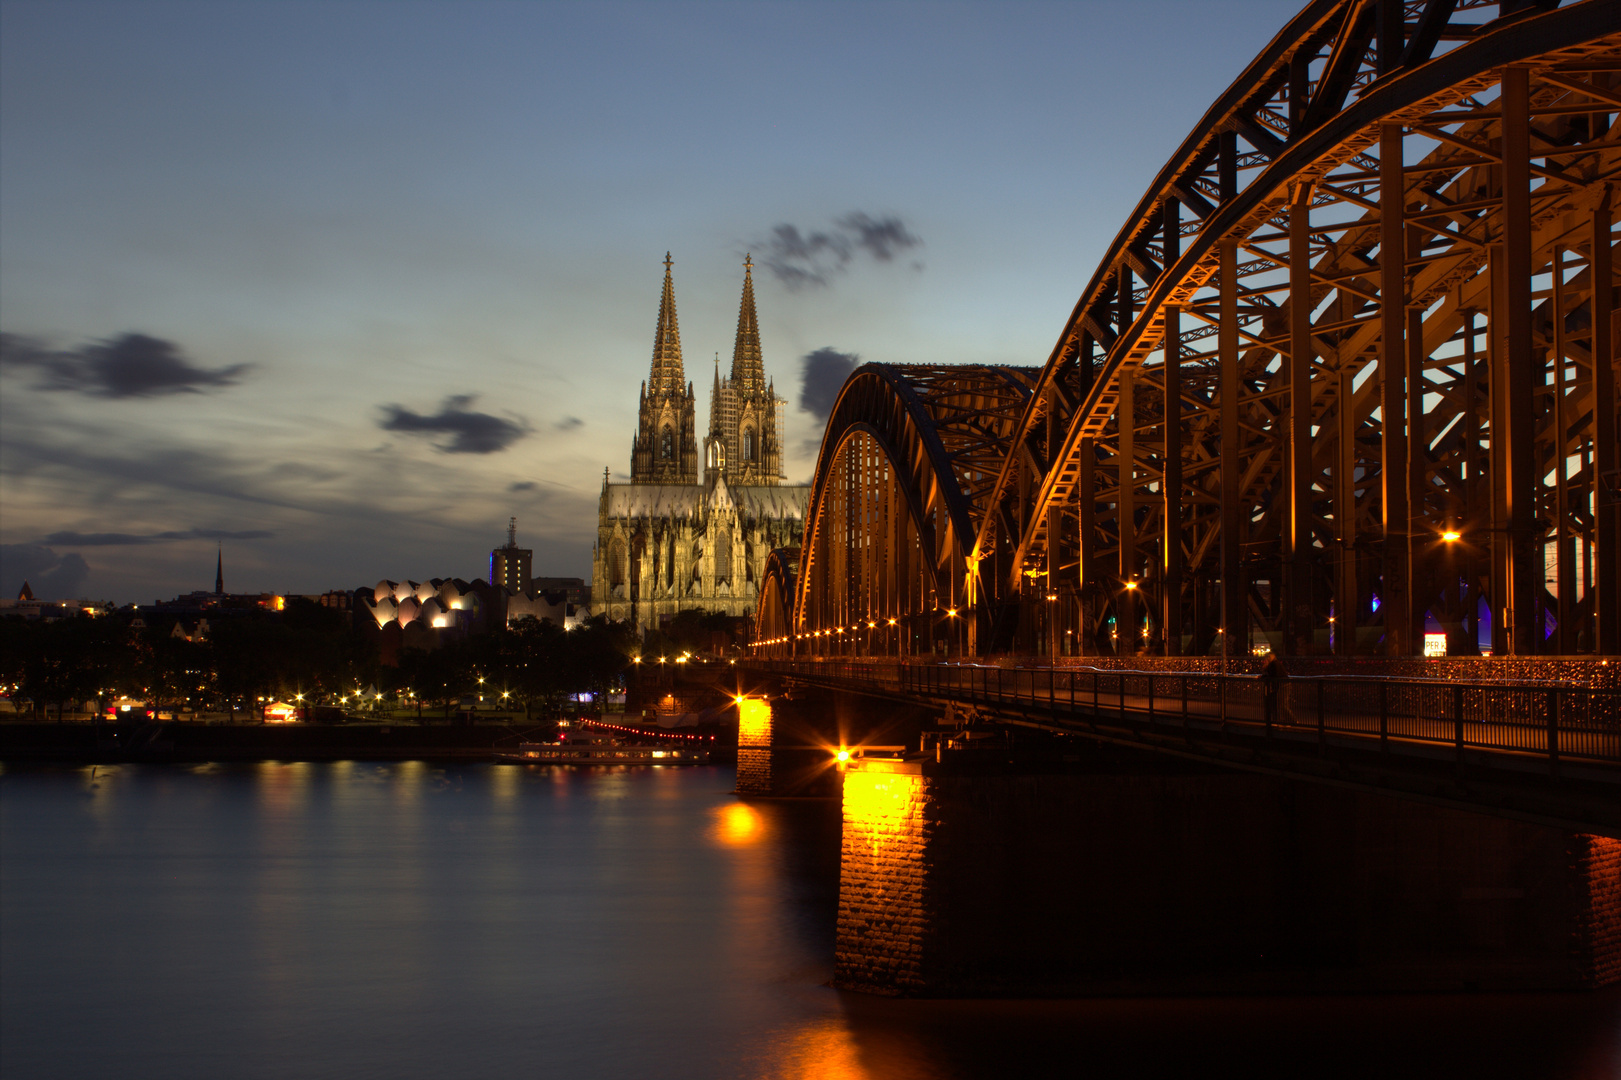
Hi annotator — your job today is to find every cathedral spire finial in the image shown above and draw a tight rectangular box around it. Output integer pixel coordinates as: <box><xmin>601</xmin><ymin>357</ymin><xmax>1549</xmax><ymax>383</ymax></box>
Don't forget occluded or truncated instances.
<box><xmin>215</xmin><ymin>546</ymin><xmax>224</xmax><ymax>596</ymax></box>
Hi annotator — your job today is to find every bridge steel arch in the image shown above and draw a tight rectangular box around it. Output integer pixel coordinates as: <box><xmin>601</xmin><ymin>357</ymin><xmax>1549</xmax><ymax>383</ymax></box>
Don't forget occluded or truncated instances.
<box><xmin>790</xmin><ymin>364</ymin><xmax>1036</xmax><ymax>658</ymax></box>
<box><xmin>966</xmin><ymin>0</ymin><xmax>1621</xmax><ymax>660</ymax></box>
<box><xmin>754</xmin><ymin>547</ymin><xmax>799</xmax><ymax>657</ymax></box>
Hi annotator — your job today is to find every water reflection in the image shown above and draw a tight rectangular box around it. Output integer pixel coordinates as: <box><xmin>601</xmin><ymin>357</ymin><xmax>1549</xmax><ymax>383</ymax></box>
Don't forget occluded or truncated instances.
<box><xmin>0</xmin><ymin>763</ymin><xmax>1615</xmax><ymax>1080</ymax></box>
<box><xmin>711</xmin><ymin>800</ymin><xmax>769</xmax><ymax>847</ymax></box>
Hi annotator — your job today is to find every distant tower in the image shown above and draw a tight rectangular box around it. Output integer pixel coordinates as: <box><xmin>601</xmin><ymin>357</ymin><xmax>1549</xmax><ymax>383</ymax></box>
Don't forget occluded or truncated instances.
<box><xmin>215</xmin><ymin>548</ymin><xmax>224</xmax><ymax>596</ymax></box>
<box><xmin>630</xmin><ymin>254</ymin><xmax>699</xmax><ymax>484</ymax></box>
<box><xmin>490</xmin><ymin>517</ymin><xmax>532</xmax><ymax>593</ymax></box>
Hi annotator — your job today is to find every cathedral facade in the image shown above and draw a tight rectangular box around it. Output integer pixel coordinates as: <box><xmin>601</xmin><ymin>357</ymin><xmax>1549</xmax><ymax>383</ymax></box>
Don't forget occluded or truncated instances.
<box><xmin>592</xmin><ymin>255</ymin><xmax>809</xmax><ymax>638</ymax></box>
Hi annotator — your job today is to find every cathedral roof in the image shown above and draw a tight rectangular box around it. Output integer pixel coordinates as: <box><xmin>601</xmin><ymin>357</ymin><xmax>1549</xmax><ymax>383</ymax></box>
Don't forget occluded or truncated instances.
<box><xmin>603</xmin><ymin>483</ymin><xmax>705</xmax><ymax>519</ymax></box>
<box><xmin>730</xmin><ymin>255</ymin><xmax>765</xmax><ymax>394</ymax></box>
<box><xmin>648</xmin><ymin>253</ymin><xmax>685</xmax><ymax>396</ymax></box>
<box><xmin>601</xmin><ymin>482</ymin><xmax>808</xmax><ymax>521</ymax></box>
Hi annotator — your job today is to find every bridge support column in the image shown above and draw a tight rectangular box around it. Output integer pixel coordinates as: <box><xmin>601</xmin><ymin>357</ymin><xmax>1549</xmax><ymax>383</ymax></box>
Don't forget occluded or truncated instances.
<box><xmin>734</xmin><ymin>697</ymin><xmax>777</xmax><ymax>796</ymax></box>
<box><xmin>834</xmin><ymin>754</ymin><xmax>1619</xmax><ymax>996</ymax></box>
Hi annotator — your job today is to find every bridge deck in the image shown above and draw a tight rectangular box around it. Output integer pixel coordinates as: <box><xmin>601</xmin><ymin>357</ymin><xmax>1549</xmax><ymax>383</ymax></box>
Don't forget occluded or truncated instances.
<box><xmin>742</xmin><ymin>659</ymin><xmax>1621</xmax><ymax>837</ymax></box>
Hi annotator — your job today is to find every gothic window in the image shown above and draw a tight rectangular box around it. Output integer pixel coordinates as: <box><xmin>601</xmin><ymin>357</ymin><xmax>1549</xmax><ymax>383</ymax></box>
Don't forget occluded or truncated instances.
<box><xmin>660</xmin><ymin>426</ymin><xmax>673</xmax><ymax>460</ymax></box>
<box><xmin>715</xmin><ymin>528</ymin><xmax>731</xmax><ymax>583</ymax></box>
<box><xmin>742</xmin><ymin>427</ymin><xmax>754</xmax><ymax>462</ymax></box>
<box><xmin>609</xmin><ymin>539</ymin><xmax>627</xmax><ymax>588</ymax></box>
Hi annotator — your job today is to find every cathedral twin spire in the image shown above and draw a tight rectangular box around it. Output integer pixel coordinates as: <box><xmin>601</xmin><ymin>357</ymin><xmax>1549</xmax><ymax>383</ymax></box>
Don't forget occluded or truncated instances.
<box><xmin>647</xmin><ymin>252</ymin><xmax>686</xmax><ymax>396</ymax></box>
<box><xmin>635</xmin><ymin>253</ymin><xmax>779</xmax><ymax>488</ymax></box>
<box><xmin>730</xmin><ymin>255</ymin><xmax>765</xmax><ymax>396</ymax></box>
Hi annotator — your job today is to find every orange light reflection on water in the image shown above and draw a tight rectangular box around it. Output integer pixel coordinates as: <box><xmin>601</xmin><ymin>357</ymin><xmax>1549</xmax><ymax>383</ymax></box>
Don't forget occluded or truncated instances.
<box><xmin>748</xmin><ymin>1015</ymin><xmax>876</xmax><ymax>1080</ymax></box>
<box><xmin>710</xmin><ymin>801</ymin><xmax>770</xmax><ymax>847</ymax></box>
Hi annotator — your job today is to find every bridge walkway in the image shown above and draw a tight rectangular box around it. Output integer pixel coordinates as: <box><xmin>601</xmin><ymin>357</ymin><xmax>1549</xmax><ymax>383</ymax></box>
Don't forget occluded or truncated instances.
<box><xmin>741</xmin><ymin>659</ymin><xmax>1621</xmax><ymax>837</ymax></box>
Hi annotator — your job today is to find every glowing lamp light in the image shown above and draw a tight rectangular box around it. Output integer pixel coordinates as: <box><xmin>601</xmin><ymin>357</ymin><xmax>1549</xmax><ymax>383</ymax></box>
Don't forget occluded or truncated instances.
<box><xmin>947</xmin><ymin>608</ymin><xmax>958</xmax><ymax>617</ymax></box>
<box><xmin>1442</xmin><ymin>530</ymin><xmax>1462</xmax><ymax>543</ymax></box>
<box><xmin>835</xmin><ymin>748</ymin><xmax>851</xmax><ymax>764</ymax></box>
<box><xmin>887</xmin><ymin>618</ymin><xmax>896</xmax><ymax>626</ymax></box>
<box><xmin>1124</xmin><ymin>580</ymin><xmax>1138</xmax><ymax>591</ymax></box>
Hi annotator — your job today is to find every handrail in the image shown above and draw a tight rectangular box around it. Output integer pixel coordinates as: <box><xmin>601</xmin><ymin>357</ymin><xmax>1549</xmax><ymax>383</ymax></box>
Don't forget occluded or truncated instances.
<box><xmin>740</xmin><ymin>658</ymin><xmax>1621</xmax><ymax>777</ymax></box>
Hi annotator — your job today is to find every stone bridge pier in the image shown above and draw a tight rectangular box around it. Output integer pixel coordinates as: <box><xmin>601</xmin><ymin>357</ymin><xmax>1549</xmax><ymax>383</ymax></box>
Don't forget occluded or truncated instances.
<box><xmin>835</xmin><ymin>744</ymin><xmax>1620</xmax><ymax>996</ymax></box>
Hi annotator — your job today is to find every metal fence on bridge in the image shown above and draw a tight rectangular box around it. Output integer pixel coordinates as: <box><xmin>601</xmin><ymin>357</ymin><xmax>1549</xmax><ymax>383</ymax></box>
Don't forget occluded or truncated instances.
<box><xmin>745</xmin><ymin>660</ymin><xmax>1621</xmax><ymax>776</ymax></box>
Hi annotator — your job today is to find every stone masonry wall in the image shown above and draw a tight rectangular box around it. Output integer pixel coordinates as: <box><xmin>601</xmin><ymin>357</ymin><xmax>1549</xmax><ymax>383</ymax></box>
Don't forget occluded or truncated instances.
<box><xmin>834</xmin><ymin>764</ymin><xmax>931</xmax><ymax>995</ymax></box>
<box><xmin>735</xmin><ymin>748</ymin><xmax>774</xmax><ymax>795</ymax></box>
<box><xmin>1573</xmin><ymin>834</ymin><xmax>1621</xmax><ymax>987</ymax></box>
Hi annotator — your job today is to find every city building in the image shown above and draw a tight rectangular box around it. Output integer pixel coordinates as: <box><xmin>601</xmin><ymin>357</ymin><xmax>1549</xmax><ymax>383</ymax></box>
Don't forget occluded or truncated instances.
<box><xmin>592</xmin><ymin>255</ymin><xmax>809</xmax><ymax>637</ymax></box>
<box><xmin>356</xmin><ymin>574</ymin><xmax>589</xmax><ymax>665</ymax></box>
<box><xmin>489</xmin><ymin>518</ymin><xmax>532</xmax><ymax>593</ymax></box>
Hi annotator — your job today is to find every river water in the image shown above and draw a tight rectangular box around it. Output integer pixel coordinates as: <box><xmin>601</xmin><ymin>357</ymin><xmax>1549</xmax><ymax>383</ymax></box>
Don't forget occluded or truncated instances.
<box><xmin>2</xmin><ymin>762</ymin><xmax>1616</xmax><ymax>1080</ymax></box>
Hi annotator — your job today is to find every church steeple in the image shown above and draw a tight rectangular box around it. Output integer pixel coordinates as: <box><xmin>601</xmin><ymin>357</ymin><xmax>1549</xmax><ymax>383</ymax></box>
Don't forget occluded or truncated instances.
<box><xmin>630</xmin><ymin>253</ymin><xmax>699</xmax><ymax>485</ymax></box>
<box><xmin>214</xmin><ymin>547</ymin><xmax>224</xmax><ymax>596</ymax></box>
<box><xmin>730</xmin><ymin>254</ymin><xmax>765</xmax><ymax>395</ymax></box>
<box><xmin>648</xmin><ymin>252</ymin><xmax>686</xmax><ymax>396</ymax></box>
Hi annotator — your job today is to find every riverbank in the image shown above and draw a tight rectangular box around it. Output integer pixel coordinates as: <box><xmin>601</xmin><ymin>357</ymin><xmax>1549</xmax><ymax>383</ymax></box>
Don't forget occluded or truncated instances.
<box><xmin>0</xmin><ymin>720</ymin><xmax>736</xmax><ymax>764</ymax></box>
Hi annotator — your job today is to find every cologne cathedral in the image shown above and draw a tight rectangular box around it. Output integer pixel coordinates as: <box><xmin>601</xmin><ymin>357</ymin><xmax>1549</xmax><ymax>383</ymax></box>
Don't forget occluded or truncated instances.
<box><xmin>592</xmin><ymin>255</ymin><xmax>810</xmax><ymax>637</ymax></box>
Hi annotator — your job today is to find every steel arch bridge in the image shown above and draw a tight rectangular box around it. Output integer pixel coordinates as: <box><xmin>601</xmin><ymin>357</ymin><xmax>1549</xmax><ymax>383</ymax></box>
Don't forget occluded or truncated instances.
<box><xmin>759</xmin><ymin>0</ymin><xmax>1621</xmax><ymax>662</ymax></box>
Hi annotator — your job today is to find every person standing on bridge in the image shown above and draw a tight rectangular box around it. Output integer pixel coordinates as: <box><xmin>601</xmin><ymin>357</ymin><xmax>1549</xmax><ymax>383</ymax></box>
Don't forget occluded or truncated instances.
<box><xmin>1260</xmin><ymin>650</ymin><xmax>1292</xmax><ymax>725</ymax></box>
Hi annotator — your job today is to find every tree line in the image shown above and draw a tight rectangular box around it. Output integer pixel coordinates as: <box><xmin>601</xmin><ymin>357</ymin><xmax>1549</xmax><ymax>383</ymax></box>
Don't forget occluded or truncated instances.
<box><xmin>0</xmin><ymin>599</ymin><xmax>638</xmax><ymax>721</ymax></box>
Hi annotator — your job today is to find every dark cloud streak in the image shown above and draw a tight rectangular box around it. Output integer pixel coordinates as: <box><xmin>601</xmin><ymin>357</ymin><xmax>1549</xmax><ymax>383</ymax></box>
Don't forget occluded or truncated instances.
<box><xmin>0</xmin><ymin>332</ymin><xmax>250</xmax><ymax>398</ymax></box>
<box><xmin>754</xmin><ymin>213</ymin><xmax>922</xmax><ymax>289</ymax></box>
<box><xmin>378</xmin><ymin>394</ymin><xmax>530</xmax><ymax>454</ymax></box>
<box><xmin>42</xmin><ymin>528</ymin><xmax>274</xmax><ymax>547</ymax></box>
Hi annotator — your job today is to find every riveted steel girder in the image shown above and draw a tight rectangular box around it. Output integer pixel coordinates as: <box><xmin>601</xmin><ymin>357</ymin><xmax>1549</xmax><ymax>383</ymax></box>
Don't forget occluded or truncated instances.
<box><xmin>968</xmin><ymin>0</ymin><xmax>1620</xmax><ymax>659</ymax></box>
<box><xmin>791</xmin><ymin>364</ymin><xmax>1035</xmax><ymax>657</ymax></box>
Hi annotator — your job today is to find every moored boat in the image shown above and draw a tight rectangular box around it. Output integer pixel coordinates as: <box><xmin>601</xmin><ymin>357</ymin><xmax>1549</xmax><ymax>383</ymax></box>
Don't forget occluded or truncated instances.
<box><xmin>495</xmin><ymin>739</ymin><xmax>711</xmax><ymax>765</ymax></box>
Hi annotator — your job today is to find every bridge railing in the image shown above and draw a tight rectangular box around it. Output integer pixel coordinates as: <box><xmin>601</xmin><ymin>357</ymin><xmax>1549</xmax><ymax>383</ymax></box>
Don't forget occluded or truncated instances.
<box><xmin>745</xmin><ymin>659</ymin><xmax>1621</xmax><ymax>776</ymax></box>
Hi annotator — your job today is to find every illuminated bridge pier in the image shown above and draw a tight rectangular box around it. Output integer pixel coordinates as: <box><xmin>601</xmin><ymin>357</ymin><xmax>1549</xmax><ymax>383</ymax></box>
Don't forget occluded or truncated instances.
<box><xmin>837</xmin><ymin>751</ymin><xmax>1619</xmax><ymax>996</ymax></box>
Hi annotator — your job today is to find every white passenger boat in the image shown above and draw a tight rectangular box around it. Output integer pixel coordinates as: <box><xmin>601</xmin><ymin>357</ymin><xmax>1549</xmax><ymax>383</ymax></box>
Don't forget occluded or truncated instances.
<box><xmin>495</xmin><ymin>739</ymin><xmax>711</xmax><ymax>765</ymax></box>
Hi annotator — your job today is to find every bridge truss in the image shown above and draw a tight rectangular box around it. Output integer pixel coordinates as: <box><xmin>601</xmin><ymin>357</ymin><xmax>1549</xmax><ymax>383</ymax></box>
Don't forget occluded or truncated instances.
<box><xmin>762</xmin><ymin>0</ymin><xmax>1620</xmax><ymax>660</ymax></box>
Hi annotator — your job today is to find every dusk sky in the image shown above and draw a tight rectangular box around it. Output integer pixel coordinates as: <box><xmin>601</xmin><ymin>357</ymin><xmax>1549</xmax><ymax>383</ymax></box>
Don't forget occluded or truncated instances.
<box><xmin>1</xmin><ymin>0</ymin><xmax>1300</xmax><ymax>604</ymax></box>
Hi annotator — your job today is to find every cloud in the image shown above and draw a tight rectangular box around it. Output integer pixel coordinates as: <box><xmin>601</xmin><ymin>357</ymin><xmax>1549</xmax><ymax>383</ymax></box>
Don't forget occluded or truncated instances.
<box><xmin>40</xmin><ymin>554</ymin><xmax>90</xmax><ymax>600</ymax></box>
<box><xmin>839</xmin><ymin>212</ymin><xmax>921</xmax><ymax>262</ymax></box>
<box><xmin>554</xmin><ymin>416</ymin><xmax>584</xmax><ymax>432</ymax></box>
<box><xmin>753</xmin><ymin>213</ymin><xmax>922</xmax><ymax>289</ymax></box>
<box><xmin>798</xmin><ymin>347</ymin><xmax>861</xmax><ymax>424</ymax></box>
<box><xmin>40</xmin><ymin>529</ymin><xmax>273</xmax><ymax>547</ymax></box>
<box><xmin>509</xmin><ymin>481</ymin><xmax>538</xmax><ymax>492</ymax></box>
<box><xmin>378</xmin><ymin>394</ymin><xmax>531</xmax><ymax>454</ymax></box>
<box><xmin>0</xmin><ymin>332</ymin><xmax>250</xmax><ymax>398</ymax></box>
<box><xmin>0</xmin><ymin>544</ymin><xmax>89</xmax><ymax>600</ymax></box>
